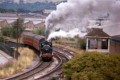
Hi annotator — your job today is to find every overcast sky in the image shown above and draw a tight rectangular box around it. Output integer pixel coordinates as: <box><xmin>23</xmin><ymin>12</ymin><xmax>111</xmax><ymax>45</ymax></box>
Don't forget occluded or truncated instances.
<box><xmin>13</xmin><ymin>0</ymin><xmax>66</xmax><ymax>3</ymax></box>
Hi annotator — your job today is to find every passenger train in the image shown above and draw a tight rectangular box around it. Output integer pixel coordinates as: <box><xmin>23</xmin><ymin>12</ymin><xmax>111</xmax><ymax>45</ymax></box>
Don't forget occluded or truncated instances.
<box><xmin>22</xmin><ymin>33</ymin><xmax>53</xmax><ymax>61</ymax></box>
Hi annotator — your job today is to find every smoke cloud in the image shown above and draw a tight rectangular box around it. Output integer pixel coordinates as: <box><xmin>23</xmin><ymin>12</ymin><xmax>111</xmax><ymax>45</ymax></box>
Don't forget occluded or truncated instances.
<box><xmin>45</xmin><ymin>0</ymin><xmax>120</xmax><ymax>39</ymax></box>
<box><xmin>47</xmin><ymin>28</ymin><xmax>87</xmax><ymax>40</ymax></box>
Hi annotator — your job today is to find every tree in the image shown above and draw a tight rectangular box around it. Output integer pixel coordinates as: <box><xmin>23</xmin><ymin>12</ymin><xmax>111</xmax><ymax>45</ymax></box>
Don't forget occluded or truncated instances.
<box><xmin>77</xmin><ymin>38</ymin><xmax>86</xmax><ymax>49</ymax></box>
<box><xmin>13</xmin><ymin>18</ymin><xmax>24</xmax><ymax>57</ymax></box>
<box><xmin>13</xmin><ymin>18</ymin><xmax>24</xmax><ymax>39</ymax></box>
<box><xmin>33</xmin><ymin>28</ymin><xmax>45</xmax><ymax>36</ymax></box>
<box><xmin>62</xmin><ymin>52</ymin><xmax>120</xmax><ymax>80</ymax></box>
<box><xmin>0</xmin><ymin>8</ymin><xmax>15</xmax><ymax>13</ymax></box>
<box><xmin>1</xmin><ymin>26</ymin><xmax>13</xmax><ymax>37</ymax></box>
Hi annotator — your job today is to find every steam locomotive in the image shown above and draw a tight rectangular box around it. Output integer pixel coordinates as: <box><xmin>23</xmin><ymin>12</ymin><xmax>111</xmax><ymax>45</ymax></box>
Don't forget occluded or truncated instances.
<box><xmin>22</xmin><ymin>33</ymin><xmax>53</xmax><ymax>61</ymax></box>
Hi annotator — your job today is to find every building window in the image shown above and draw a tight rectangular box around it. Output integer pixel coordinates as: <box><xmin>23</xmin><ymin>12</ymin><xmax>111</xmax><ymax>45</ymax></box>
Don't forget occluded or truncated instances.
<box><xmin>88</xmin><ymin>38</ymin><xmax>108</xmax><ymax>49</ymax></box>
<box><xmin>102</xmin><ymin>39</ymin><xmax>108</xmax><ymax>49</ymax></box>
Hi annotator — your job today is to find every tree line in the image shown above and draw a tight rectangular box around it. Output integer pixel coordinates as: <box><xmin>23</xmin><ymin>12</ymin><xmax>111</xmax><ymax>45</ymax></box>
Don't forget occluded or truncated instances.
<box><xmin>0</xmin><ymin>8</ymin><xmax>15</xmax><ymax>13</ymax></box>
<box><xmin>0</xmin><ymin>7</ymin><xmax>44</xmax><ymax>13</ymax></box>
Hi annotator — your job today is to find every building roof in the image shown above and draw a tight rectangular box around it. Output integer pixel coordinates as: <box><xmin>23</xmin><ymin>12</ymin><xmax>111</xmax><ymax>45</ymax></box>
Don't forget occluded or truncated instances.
<box><xmin>24</xmin><ymin>21</ymin><xmax>34</xmax><ymax>28</ymax></box>
<box><xmin>86</xmin><ymin>28</ymin><xmax>110</xmax><ymax>38</ymax></box>
<box><xmin>34</xmin><ymin>21</ymin><xmax>45</xmax><ymax>28</ymax></box>
<box><xmin>0</xmin><ymin>20</ymin><xmax>9</xmax><ymax>27</ymax></box>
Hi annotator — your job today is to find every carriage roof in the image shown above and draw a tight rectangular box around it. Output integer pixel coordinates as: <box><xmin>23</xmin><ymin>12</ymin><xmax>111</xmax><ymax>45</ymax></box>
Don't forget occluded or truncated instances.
<box><xmin>22</xmin><ymin>32</ymin><xmax>37</xmax><ymax>38</ymax></box>
<box><xmin>34</xmin><ymin>35</ymin><xmax>45</xmax><ymax>40</ymax></box>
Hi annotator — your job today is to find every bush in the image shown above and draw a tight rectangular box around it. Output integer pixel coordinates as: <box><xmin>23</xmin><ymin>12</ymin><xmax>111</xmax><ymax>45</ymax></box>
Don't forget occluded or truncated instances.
<box><xmin>77</xmin><ymin>38</ymin><xmax>86</xmax><ymax>49</ymax></box>
<box><xmin>0</xmin><ymin>37</ymin><xmax>5</xmax><ymax>42</ymax></box>
<box><xmin>1</xmin><ymin>26</ymin><xmax>13</xmax><ymax>37</ymax></box>
<box><xmin>33</xmin><ymin>28</ymin><xmax>45</xmax><ymax>36</ymax></box>
<box><xmin>62</xmin><ymin>52</ymin><xmax>120</xmax><ymax>80</ymax></box>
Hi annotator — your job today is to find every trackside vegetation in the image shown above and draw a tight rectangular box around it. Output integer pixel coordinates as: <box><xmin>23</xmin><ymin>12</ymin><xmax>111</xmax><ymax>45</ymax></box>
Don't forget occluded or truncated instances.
<box><xmin>53</xmin><ymin>38</ymin><xmax>86</xmax><ymax>49</ymax></box>
<box><xmin>62</xmin><ymin>52</ymin><xmax>120</xmax><ymax>80</ymax></box>
<box><xmin>33</xmin><ymin>28</ymin><xmax>45</xmax><ymax>36</ymax></box>
<box><xmin>0</xmin><ymin>47</ymin><xmax>34</xmax><ymax>78</ymax></box>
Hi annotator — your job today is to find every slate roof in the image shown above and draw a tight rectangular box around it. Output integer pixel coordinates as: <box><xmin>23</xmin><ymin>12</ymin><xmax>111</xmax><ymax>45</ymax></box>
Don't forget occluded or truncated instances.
<box><xmin>86</xmin><ymin>28</ymin><xmax>110</xmax><ymax>38</ymax></box>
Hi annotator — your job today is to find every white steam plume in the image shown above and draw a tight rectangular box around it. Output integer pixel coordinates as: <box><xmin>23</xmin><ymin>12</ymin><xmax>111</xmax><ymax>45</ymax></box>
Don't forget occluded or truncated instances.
<box><xmin>45</xmin><ymin>0</ymin><xmax>120</xmax><ymax>40</ymax></box>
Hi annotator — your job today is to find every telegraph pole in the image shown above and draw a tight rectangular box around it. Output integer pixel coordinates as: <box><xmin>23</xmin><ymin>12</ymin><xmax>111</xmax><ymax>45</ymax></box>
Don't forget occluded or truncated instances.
<box><xmin>16</xmin><ymin>19</ymin><xmax>19</xmax><ymax>57</ymax></box>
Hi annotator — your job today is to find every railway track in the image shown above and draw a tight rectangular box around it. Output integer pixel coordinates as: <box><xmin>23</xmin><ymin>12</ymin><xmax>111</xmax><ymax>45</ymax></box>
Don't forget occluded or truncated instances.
<box><xmin>3</xmin><ymin>55</ymin><xmax>51</xmax><ymax>80</ymax></box>
<box><xmin>36</xmin><ymin>51</ymin><xmax>69</xmax><ymax>80</ymax></box>
<box><xmin>2</xmin><ymin>50</ymin><xmax>63</xmax><ymax>80</ymax></box>
<box><xmin>3</xmin><ymin>52</ymin><xmax>60</xmax><ymax>80</ymax></box>
<box><xmin>53</xmin><ymin>46</ymin><xmax>76</xmax><ymax>59</ymax></box>
<box><xmin>37</xmin><ymin>46</ymin><xmax>76</xmax><ymax>80</ymax></box>
<box><xmin>4</xmin><ymin>41</ymin><xmax>76</xmax><ymax>80</ymax></box>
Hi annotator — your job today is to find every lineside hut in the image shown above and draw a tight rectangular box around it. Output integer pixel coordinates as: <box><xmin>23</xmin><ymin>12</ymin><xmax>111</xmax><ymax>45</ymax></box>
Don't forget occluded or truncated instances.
<box><xmin>86</xmin><ymin>28</ymin><xmax>110</xmax><ymax>53</ymax></box>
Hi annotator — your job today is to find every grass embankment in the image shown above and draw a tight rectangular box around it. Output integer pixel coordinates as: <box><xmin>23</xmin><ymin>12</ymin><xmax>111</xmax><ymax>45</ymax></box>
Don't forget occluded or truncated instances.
<box><xmin>53</xmin><ymin>38</ymin><xmax>85</xmax><ymax>54</ymax></box>
<box><xmin>54</xmin><ymin>43</ymin><xmax>83</xmax><ymax>54</ymax></box>
<box><xmin>0</xmin><ymin>47</ymin><xmax>34</xmax><ymax>78</ymax></box>
<box><xmin>54</xmin><ymin>38</ymin><xmax>79</xmax><ymax>48</ymax></box>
